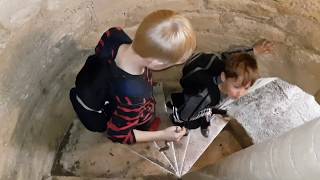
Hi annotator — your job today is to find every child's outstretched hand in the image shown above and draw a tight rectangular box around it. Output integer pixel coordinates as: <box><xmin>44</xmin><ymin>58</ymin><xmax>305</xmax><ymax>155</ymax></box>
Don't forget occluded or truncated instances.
<box><xmin>162</xmin><ymin>126</ymin><xmax>187</xmax><ymax>142</ymax></box>
<box><xmin>253</xmin><ymin>39</ymin><xmax>273</xmax><ymax>55</ymax></box>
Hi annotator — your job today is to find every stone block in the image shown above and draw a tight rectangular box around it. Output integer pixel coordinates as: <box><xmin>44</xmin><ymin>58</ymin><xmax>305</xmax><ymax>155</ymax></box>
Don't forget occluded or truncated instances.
<box><xmin>196</xmin><ymin>32</ymin><xmax>252</xmax><ymax>52</ymax></box>
<box><xmin>276</xmin><ymin>0</ymin><xmax>320</xmax><ymax>23</ymax></box>
<box><xmin>187</xmin><ymin>13</ymin><xmax>222</xmax><ymax>32</ymax></box>
<box><xmin>0</xmin><ymin>0</ymin><xmax>41</xmax><ymax>29</ymax></box>
<box><xmin>227</xmin><ymin>78</ymin><xmax>320</xmax><ymax>143</ymax></box>
<box><xmin>207</xmin><ymin>0</ymin><xmax>278</xmax><ymax>19</ymax></box>
<box><xmin>274</xmin><ymin>15</ymin><xmax>320</xmax><ymax>51</ymax></box>
<box><xmin>124</xmin><ymin>0</ymin><xmax>202</xmax><ymax>27</ymax></box>
<box><xmin>221</xmin><ymin>15</ymin><xmax>286</xmax><ymax>42</ymax></box>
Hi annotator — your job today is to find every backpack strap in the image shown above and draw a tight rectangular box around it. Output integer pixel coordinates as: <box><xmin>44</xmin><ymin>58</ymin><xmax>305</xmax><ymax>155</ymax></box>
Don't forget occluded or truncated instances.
<box><xmin>76</xmin><ymin>95</ymin><xmax>106</xmax><ymax>113</ymax></box>
<box><xmin>181</xmin><ymin>52</ymin><xmax>222</xmax><ymax>84</ymax></box>
<box><xmin>186</xmin><ymin>88</ymin><xmax>210</xmax><ymax>120</ymax></box>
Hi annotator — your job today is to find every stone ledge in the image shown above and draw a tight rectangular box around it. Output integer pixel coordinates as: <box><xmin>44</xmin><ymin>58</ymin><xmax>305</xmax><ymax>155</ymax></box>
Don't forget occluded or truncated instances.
<box><xmin>227</xmin><ymin>78</ymin><xmax>320</xmax><ymax>144</ymax></box>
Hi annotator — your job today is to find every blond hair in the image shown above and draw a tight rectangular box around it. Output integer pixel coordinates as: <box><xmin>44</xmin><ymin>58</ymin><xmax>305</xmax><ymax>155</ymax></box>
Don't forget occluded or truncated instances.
<box><xmin>132</xmin><ymin>10</ymin><xmax>196</xmax><ymax>63</ymax></box>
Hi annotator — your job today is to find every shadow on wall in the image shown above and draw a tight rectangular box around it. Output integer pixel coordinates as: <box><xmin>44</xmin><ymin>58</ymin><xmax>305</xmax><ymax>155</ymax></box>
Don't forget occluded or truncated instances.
<box><xmin>316</xmin><ymin>90</ymin><xmax>320</xmax><ymax>104</ymax></box>
<box><xmin>2</xmin><ymin>27</ymin><xmax>92</xmax><ymax>179</ymax></box>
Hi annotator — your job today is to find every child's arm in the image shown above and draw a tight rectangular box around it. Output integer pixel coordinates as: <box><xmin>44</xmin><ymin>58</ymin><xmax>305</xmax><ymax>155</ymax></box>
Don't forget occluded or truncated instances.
<box><xmin>221</xmin><ymin>39</ymin><xmax>273</xmax><ymax>59</ymax></box>
<box><xmin>133</xmin><ymin>126</ymin><xmax>187</xmax><ymax>143</ymax></box>
<box><xmin>105</xmin><ymin>96</ymin><xmax>187</xmax><ymax>144</ymax></box>
<box><xmin>95</xmin><ymin>27</ymin><xmax>132</xmax><ymax>60</ymax></box>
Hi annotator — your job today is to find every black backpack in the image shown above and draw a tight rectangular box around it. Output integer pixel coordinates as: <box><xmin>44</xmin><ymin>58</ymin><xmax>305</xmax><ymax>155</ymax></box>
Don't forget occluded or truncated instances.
<box><xmin>74</xmin><ymin>27</ymin><xmax>132</xmax><ymax>113</ymax></box>
<box><xmin>72</xmin><ymin>27</ymin><xmax>153</xmax><ymax>132</ymax></box>
<box><xmin>170</xmin><ymin>49</ymin><xmax>254</xmax><ymax>130</ymax></box>
<box><xmin>170</xmin><ymin>53</ymin><xmax>227</xmax><ymax>130</ymax></box>
<box><xmin>75</xmin><ymin>54</ymin><xmax>152</xmax><ymax>118</ymax></box>
<box><xmin>75</xmin><ymin>54</ymin><xmax>115</xmax><ymax>114</ymax></box>
<box><xmin>170</xmin><ymin>89</ymin><xmax>213</xmax><ymax>129</ymax></box>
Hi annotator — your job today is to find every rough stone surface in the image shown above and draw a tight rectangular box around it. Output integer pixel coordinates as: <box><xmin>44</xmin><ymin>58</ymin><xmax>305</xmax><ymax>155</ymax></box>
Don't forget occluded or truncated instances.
<box><xmin>51</xmin><ymin>118</ymin><xmax>241</xmax><ymax>179</ymax></box>
<box><xmin>49</xmin><ymin>84</ymin><xmax>242</xmax><ymax>179</ymax></box>
<box><xmin>51</xmin><ymin>120</ymin><xmax>172</xmax><ymax>178</ymax></box>
<box><xmin>0</xmin><ymin>0</ymin><xmax>320</xmax><ymax>180</ymax></box>
<box><xmin>0</xmin><ymin>0</ymin><xmax>41</xmax><ymax>29</ymax></box>
<box><xmin>189</xmin><ymin>118</ymin><xmax>320</xmax><ymax>180</ymax></box>
<box><xmin>207</xmin><ymin>0</ymin><xmax>278</xmax><ymax>19</ymax></box>
<box><xmin>316</xmin><ymin>90</ymin><xmax>320</xmax><ymax>104</ymax></box>
<box><xmin>0</xmin><ymin>24</ymin><xmax>10</xmax><ymax>50</ymax></box>
<box><xmin>228</xmin><ymin>78</ymin><xmax>320</xmax><ymax>143</ymax></box>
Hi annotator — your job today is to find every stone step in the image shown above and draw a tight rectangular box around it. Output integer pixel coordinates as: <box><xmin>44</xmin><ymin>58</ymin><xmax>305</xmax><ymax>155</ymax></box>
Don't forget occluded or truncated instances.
<box><xmin>48</xmin><ymin>174</ymin><xmax>180</xmax><ymax>180</ymax></box>
<box><xmin>51</xmin><ymin>82</ymin><xmax>242</xmax><ymax>178</ymax></box>
<box><xmin>50</xmin><ymin>83</ymin><xmax>177</xmax><ymax>178</ymax></box>
<box><xmin>48</xmin><ymin>176</ymin><xmax>127</xmax><ymax>180</ymax></box>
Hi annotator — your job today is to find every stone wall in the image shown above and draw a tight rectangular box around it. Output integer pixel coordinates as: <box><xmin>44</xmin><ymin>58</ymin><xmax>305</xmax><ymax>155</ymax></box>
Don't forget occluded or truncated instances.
<box><xmin>0</xmin><ymin>0</ymin><xmax>319</xmax><ymax>179</ymax></box>
<box><xmin>316</xmin><ymin>90</ymin><xmax>320</xmax><ymax>104</ymax></box>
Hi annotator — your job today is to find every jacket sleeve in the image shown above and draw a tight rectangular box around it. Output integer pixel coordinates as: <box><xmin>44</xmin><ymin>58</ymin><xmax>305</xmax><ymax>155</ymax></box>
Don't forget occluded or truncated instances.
<box><xmin>105</xmin><ymin>96</ymin><xmax>155</xmax><ymax>145</ymax></box>
<box><xmin>180</xmin><ymin>52</ymin><xmax>225</xmax><ymax>94</ymax></box>
<box><xmin>180</xmin><ymin>47</ymin><xmax>254</xmax><ymax>94</ymax></box>
<box><xmin>95</xmin><ymin>27</ymin><xmax>132</xmax><ymax>60</ymax></box>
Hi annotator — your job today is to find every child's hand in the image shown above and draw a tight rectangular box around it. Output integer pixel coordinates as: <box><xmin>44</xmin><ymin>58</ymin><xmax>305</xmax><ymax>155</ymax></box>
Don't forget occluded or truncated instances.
<box><xmin>162</xmin><ymin>126</ymin><xmax>187</xmax><ymax>142</ymax></box>
<box><xmin>253</xmin><ymin>39</ymin><xmax>273</xmax><ymax>55</ymax></box>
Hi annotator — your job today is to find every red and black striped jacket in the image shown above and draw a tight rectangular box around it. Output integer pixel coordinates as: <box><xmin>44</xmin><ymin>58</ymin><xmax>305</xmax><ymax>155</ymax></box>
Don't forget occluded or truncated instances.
<box><xmin>95</xmin><ymin>27</ymin><xmax>159</xmax><ymax>144</ymax></box>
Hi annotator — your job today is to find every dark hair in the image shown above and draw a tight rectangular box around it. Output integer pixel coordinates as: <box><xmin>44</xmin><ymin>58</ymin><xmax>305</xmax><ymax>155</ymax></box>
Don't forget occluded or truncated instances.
<box><xmin>224</xmin><ymin>53</ymin><xmax>259</xmax><ymax>86</ymax></box>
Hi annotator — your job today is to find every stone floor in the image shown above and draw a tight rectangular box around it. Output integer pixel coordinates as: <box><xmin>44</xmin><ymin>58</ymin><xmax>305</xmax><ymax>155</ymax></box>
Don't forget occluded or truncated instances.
<box><xmin>50</xmin><ymin>120</ymin><xmax>242</xmax><ymax>179</ymax></box>
<box><xmin>49</xmin><ymin>83</ymin><xmax>243</xmax><ymax>179</ymax></box>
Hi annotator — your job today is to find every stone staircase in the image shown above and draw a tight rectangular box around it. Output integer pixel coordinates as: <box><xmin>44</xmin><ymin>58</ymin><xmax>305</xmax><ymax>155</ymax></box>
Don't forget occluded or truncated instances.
<box><xmin>48</xmin><ymin>82</ymin><xmax>243</xmax><ymax>179</ymax></box>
